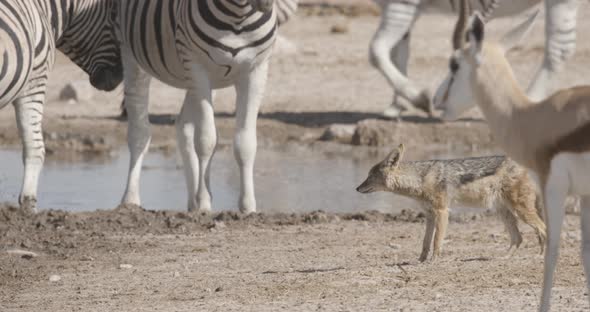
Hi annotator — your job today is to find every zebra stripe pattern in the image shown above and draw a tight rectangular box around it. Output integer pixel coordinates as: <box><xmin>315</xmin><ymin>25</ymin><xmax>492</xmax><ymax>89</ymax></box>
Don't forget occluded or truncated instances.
<box><xmin>0</xmin><ymin>0</ymin><xmax>122</xmax><ymax>211</ymax></box>
<box><xmin>370</xmin><ymin>0</ymin><xmax>579</xmax><ymax>117</ymax></box>
<box><xmin>276</xmin><ymin>0</ymin><xmax>298</xmax><ymax>25</ymax></box>
<box><xmin>117</xmin><ymin>0</ymin><xmax>279</xmax><ymax>213</ymax></box>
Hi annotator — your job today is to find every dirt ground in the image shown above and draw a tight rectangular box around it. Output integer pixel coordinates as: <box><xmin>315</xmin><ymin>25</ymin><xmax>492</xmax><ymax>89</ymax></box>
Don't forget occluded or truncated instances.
<box><xmin>2</xmin><ymin>2</ymin><xmax>590</xmax><ymax>311</ymax></box>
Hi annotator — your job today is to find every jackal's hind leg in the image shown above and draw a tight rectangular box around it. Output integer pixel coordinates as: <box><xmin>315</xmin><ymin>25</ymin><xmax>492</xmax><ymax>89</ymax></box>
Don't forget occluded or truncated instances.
<box><xmin>419</xmin><ymin>210</ymin><xmax>435</xmax><ymax>262</ymax></box>
<box><xmin>497</xmin><ymin>205</ymin><xmax>523</xmax><ymax>256</ymax></box>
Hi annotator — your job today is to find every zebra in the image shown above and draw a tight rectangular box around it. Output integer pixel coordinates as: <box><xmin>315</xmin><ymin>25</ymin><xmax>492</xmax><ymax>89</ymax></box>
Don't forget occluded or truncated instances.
<box><xmin>116</xmin><ymin>0</ymin><xmax>279</xmax><ymax>213</ymax></box>
<box><xmin>370</xmin><ymin>0</ymin><xmax>579</xmax><ymax>117</ymax></box>
<box><xmin>117</xmin><ymin>0</ymin><xmax>298</xmax><ymax>119</ymax></box>
<box><xmin>0</xmin><ymin>0</ymin><xmax>123</xmax><ymax>211</ymax></box>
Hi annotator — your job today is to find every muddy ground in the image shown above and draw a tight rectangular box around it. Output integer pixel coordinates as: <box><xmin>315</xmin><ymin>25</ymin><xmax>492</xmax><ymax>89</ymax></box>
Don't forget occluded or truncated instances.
<box><xmin>2</xmin><ymin>2</ymin><xmax>590</xmax><ymax>311</ymax></box>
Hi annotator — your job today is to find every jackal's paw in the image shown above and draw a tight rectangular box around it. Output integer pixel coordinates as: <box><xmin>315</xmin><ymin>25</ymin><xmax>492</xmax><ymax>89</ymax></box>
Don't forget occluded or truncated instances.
<box><xmin>418</xmin><ymin>252</ymin><xmax>429</xmax><ymax>263</ymax></box>
<box><xmin>19</xmin><ymin>196</ymin><xmax>38</xmax><ymax>214</ymax></box>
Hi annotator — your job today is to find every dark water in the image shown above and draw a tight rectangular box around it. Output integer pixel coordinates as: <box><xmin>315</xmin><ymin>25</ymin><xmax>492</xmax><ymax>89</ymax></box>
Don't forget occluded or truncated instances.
<box><xmin>0</xmin><ymin>146</ymin><xmax>496</xmax><ymax>213</ymax></box>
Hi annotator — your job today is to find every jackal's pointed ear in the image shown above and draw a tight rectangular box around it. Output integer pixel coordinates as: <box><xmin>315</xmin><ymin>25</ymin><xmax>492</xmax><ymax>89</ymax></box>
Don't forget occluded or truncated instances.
<box><xmin>385</xmin><ymin>144</ymin><xmax>405</xmax><ymax>168</ymax></box>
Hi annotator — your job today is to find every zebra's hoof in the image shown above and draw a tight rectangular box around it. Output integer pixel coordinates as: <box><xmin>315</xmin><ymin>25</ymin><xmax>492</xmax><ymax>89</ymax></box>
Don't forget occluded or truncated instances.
<box><xmin>239</xmin><ymin>197</ymin><xmax>256</xmax><ymax>215</ymax></box>
<box><xmin>19</xmin><ymin>196</ymin><xmax>38</xmax><ymax>213</ymax></box>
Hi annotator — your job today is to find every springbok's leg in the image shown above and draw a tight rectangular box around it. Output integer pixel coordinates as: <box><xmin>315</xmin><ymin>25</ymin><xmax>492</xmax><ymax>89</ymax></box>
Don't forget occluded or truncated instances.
<box><xmin>527</xmin><ymin>0</ymin><xmax>578</xmax><ymax>101</ymax></box>
<box><xmin>369</xmin><ymin>1</ymin><xmax>429</xmax><ymax>115</ymax></box>
<box><xmin>121</xmin><ymin>48</ymin><xmax>152</xmax><ymax>207</ymax></box>
<box><xmin>233</xmin><ymin>60</ymin><xmax>269</xmax><ymax>214</ymax></box>
<box><xmin>181</xmin><ymin>66</ymin><xmax>216</xmax><ymax>212</ymax></box>
<box><xmin>419</xmin><ymin>209</ymin><xmax>435</xmax><ymax>262</ymax></box>
<box><xmin>580</xmin><ymin>196</ymin><xmax>590</xmax><ymax>307</ymax></box>
<box><xmin>13</xmin><ymin>84</ymin><xmax>48</xmax><ymax>212</ymax></box>
<box><xmin>539</xmin><ymin>158</ymin><xmax>569</xmax><ymax>312</ymax></box>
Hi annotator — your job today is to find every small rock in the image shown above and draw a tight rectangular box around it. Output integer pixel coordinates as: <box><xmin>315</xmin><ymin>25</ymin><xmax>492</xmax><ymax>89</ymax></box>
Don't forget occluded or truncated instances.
<box><xmin>80</xmin><ymin>255</ymin><xmax>94</xmax><ymax>261</ymax></box>
<box><xmin>119</xmin><ymin>264</ymin><xmax>133</xmax><ymax>269</ymax></box>
<box><xmin>59</xmin><ymin>80</ymin><xmax>95</xmax><ymax>102</ymax></box>
<box><xmin>215</xmin><ymin>287</ymin><xmax>223</xmax><ymax>292</ymax></box>
<box><xmin>388</xmin><ymin>243</ymin><xmax>401</xmax><ymax>250</ymax></box>
<box><xmin>435</xmin><ymin>293</ymin><xmax>443</xmax><ymax>299</ymax></box>
<box><xmin>173</xmin><ymin>271</ymin><xmax>180</xmax><ymax>278</ymax></box>
<box><xmin>330</xmin><ymin>23</ymin><xmax>349</xmax><ymax>34</ymax></box>
<box><xmin>49</xmin><ymin>275</ymin><xmax>61</xmax><ymax>282</ymax></box>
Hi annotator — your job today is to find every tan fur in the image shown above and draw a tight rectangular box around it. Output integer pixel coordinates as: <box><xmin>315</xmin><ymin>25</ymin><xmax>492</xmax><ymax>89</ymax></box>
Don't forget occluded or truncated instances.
<box><xmin>470</xmin><ymin>43</ymin><xmax>590</xmax><ymax>180</ymax></box>
<box><xmin>357</xmin><ymin>145</ymin><xmax>546</xmax><ymax>262</ymax></box>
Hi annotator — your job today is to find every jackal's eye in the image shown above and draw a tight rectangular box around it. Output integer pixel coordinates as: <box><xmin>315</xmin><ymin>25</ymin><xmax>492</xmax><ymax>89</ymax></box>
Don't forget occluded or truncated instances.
<box><xmin>449</xmin><ymin>58</ymin><xmax>459</xmax><ymax>73</ymax></box>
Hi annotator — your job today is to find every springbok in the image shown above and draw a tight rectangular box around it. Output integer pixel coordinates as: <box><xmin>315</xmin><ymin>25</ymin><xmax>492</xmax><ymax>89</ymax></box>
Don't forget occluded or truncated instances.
<box><xmin>370</xmin><ymin>0</ymin><xmax>579</xmax><ymax>117</ymax></box>
<box><xmin>433</xmin><ymin>1</ymin><xmax>590</xmax><ymax>310</ymax></box>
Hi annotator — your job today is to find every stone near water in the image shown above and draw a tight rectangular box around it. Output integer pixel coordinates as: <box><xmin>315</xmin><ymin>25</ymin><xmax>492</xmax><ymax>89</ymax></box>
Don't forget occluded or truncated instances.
<box><xmin>320</xmin><ymin>124</ymin><xmax>357</xmax><ymax>144</ymax></box>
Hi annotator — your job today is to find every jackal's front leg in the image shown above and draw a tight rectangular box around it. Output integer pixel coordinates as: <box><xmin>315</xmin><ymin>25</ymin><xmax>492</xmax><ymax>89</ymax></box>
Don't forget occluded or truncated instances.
<box><xmin>419</xmin><ymin>211</ymin><xmax>435</xmax><ymax>262</ymax></box>
<box><xmin>432</xmin><ymin>207</ymin><xmax>449</xmax><ymax>261</ymax></box>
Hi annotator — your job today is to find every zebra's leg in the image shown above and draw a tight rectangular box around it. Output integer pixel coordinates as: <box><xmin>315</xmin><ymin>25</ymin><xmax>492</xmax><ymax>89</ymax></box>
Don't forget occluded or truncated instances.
<box><xmin>175</xmin><ymin>92</ymin><xmax>200</xmax><ymax>212</ymax></box>
<box><xmin>527</xmin><ymin>0</ymin><xmax>578</xmax><ymax>101</ymax></box>
<box><xmin>184</xmin><ymin>66</ymin><xmax>216</xmax><ymax>212</ymax></box>
<box><xmin>383</xmin><ymin>31</ymin><xmax>413</xmax><ymax>118</ymax></box>
<box><xmin>233</xmin><ymin>60</ymin><xmax>269</xmax><ymax>214</ymax></box>
<box><xmin>13</xmin><ymin>90</ymin><xmax>47</xmax><ymax>213</ymax></box>
<box><xmin>120</xmin><ymin>49</ymin><xmax>152</xmax><ymax>207</ymax></box>
<box><xmin>369</xmin><ymin>0</ymin><xmax>430</xmax><ymax>115</ymax></box>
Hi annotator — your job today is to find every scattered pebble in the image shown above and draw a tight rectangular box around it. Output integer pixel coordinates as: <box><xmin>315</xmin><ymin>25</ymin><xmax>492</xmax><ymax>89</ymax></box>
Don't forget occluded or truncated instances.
<box><xmin>435</xmin><ymin>293</ymin><xmax>443</xmax><ymax>299</ymax></box>
<box><xmin>215</xmin><ymin>287</ymin><xmax>223</xmax><ymax>292</ymax></box>
<box><xmin>6</xmin><ymin>249</ymin><xmax>38</xmax><ymax>259</ymax></box>
<box><xmin>330</xmin><ymin>23</ymin><xmax>349</xmax><ymax>34</ymax></box>
<box><xmin>49</xmin><ymin>275</ymin><xmax>61</xmax><ymax>282</ymax></box>
<box><xmin>173</xmin><ymin>271</ymin><xmax>180</xmax><ymax>278</ymax></box>
<box><xmin>388</xmin><ymin>243</ymin><xmax>401</xmax><ymax>250</ymax></box>
<box><xmin>80</xmin><ymin>255</ymin><xmax>94</xmax><ymax>261</ymax></box>
<box><xmin>119</xmin><ymin>264</ymin><xmax>133</xmax><ymax>269</ymax></box>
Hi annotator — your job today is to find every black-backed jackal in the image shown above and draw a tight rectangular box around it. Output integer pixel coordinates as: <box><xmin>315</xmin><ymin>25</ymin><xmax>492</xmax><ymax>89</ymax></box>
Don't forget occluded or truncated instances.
<box><xmin>357</xmin><ymin>144</ymin><xmax>546</xmax><ymax>262</ymax></box>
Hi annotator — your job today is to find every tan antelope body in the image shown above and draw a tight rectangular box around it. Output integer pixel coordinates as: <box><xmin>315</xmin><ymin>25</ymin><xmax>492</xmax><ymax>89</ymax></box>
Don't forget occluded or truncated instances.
<box><xmin>433</xmin><ymin>1</ymin><xmax>590</xmax><ymax>311</ymax></box>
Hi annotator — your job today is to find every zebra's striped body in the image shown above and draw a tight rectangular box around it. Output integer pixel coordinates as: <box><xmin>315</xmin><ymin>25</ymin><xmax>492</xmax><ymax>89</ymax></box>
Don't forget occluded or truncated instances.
<box><xmin>370</xmin><ymin>0</ymin><xmax>579</xmax><ymax>117</ymax></box>
<box><xmin>0</xmin><ymin>0</ymin><xmax>122</xmax><ymax>211</ymax></box>
<box><xmin>117</xmin><ymin>0</ymin><xmax>279</xmax><ymax>213</ymax></box>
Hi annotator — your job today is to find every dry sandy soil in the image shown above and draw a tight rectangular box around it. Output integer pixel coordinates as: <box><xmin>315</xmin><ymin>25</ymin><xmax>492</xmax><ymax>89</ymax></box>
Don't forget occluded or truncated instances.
<box><xmin>2</xmin><ymin>2</ymin><xmax>590</xmax><ymax>311</ymax></box>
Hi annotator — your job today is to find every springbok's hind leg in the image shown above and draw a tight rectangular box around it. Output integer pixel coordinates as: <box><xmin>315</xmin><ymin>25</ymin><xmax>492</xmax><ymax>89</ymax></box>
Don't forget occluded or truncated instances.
<box><xmin>539</xmin><ymin>159</ymin><xmax>569</xmax><ymax>312</ymax></box>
